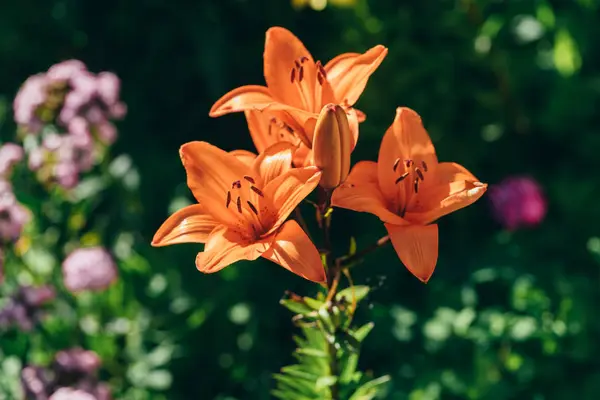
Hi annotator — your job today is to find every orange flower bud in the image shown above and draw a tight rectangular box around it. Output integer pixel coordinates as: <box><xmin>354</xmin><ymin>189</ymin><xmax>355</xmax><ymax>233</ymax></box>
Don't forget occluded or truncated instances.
<box><xmin>312</xmin><ymin>104</ymin><xmax>352</xmax><ymax>190</ymax></box>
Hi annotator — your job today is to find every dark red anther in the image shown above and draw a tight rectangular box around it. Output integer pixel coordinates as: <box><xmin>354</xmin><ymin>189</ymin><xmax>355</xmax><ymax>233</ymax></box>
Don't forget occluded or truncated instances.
<box><xmin>290</xmin><ymin>67</ymin><xmax>296</xmax><ymax>83</ymax></box>
<box><xmin>421</xmin><ymin>160</ymin><xmax>428</xmax><ymax>172</ymax></box>
<box><xmin>247</xmin><ymin>201</ymin><xmax>259</xmax><ymax>216</ymax></box>
<box><xmin>226</xmin><ymin>191</ymin><xmax>232</xmax><ymax>208</ymax></box>
<box><xmin>295</xmin><ymin>60</ymin><xmax>301</xmax><ymax>68</ymax></box>
<box><xmin>416</xmin><ymin>168</ymin><xmax>424</xmax><ymax>181</ymax></box>
<box><xmin>300</xmin><ymin>56</ymin><xmax>308</xmax><ymax>63</ymax></box>
<box><xmin>236</xmin><ymin>197</ymin><xmax>242</xmax><ymax>213</ymax></box>
<box><xmin>393</xmin><ymin>158</ymin><xmax>401</xmax><ymax>172</ymax></box>
<box><xmin>298</xmin><ymin>66</ymin><xmax>304</xmax><ymax>82</ymax></box>
<box><xmin>232</xmin><ymin>180</ymin><xmax>241</xmax><ymax>189</ymax></box>
<box><xmin>405</xmin><ymin>160</ymin><xmax>413</xmax><ymax>168</ymax></box>
<box><xmin>395</xmin><ymin>172</ymin><xmax>409</xmax><ymax>184</ymax></box>
<box><xmin>250</xmin><ymin>186</ymin><xmax>264</xmax><ymax>197</ymax></box>
<box><xmin>317</xmin><ymin>73</ymin><xmax>324</xmax><ymax>86</ymax></box>
<box><xmin>414</xmin><ymin>178</ymin><xmax>419</xmax><ymax>194</ymax></box>
<box><xmin>244</xmin><ymin>176</ymin><xmax>255</xmax><ymax>184</ymax></box>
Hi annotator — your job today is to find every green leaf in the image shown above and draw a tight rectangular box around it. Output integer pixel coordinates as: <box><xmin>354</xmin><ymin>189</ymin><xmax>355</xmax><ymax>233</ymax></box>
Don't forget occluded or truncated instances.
<box><xmin>296</xmin><ymin>347</ymin><xmax>329</xmax><ymax>358</ymax></box>
<box><xmin>318</xmin><ymin>308</ymin><xmax>335</xmax><ymax>334</ymax></box>
<box><xmin>351</xmin><ymin>322</ymin><xmax>375</xmax><ymax>342</ymax></box>
<box><xmin>273</xmin><ymin>373</ymin><xmax>317</xmax><ymax>397</ymax></box>
<box><xmin>316</xmin><ymin>375</ymin><xmax>338</xmax><ymax>390</ymax></box>
<box><xmin>280</xmin><ymin>299</ymin><xmax>313</xmax><ymax>315</ymax></box>
<box><xmin>336</xmin><ymin>286</ymin><xmax>370</xmax><ymax>304</ymax></box>
<box><xmin>271</xmin><ymin>389</ymin><xmax>314</xmax><ymax>400</ymax></box>
<box><xmin>349</xmin><ymin>375</ymin><xmax>392</xmax><ymax>400</ymax></box>
<box><xmin>303</xmin><ymin>297</ymin><xmax>324</xmax><ymax>310</ymax></box>
<box><xmin>349</xmin><ymin>236</ymin><xmax>357</xmax><ymax>255</ymax></box>
<box><xmin>339</xmin><ymin>352</ymin><xmax>359</xmax><ymax>384</ymax></box>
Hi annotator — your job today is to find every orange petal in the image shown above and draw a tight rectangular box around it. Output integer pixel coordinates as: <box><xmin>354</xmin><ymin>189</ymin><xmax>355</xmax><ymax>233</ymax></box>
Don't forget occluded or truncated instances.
<box><xmin>252</xmin><ymin>141</ymin><xmax>295</xmax><ymax>185</ymax></box>
<box><xmin>405</xmin><ymin>162</ymin><xmax>487</xmax><ymax>224</ymax></box>
<box><xmin>324</xmin><ymin>45</ymin><xmax>388</xmax><ymax>106</ymax></box>
<box><xmin>264</xmin><ymin>166</ymin><xmax>322</xmax><ymax>231</ymax></box>
<box><xmin>262</xmin><ymin>220</ymin><xmax>326</xmax><ymax>282</ymax></box>
<box><xmin>244</xmin><ymin>110</ymin><xmax>277</xmax><ymax>153</ymax></box>
<box><xmin>196</xmin><ymin>226</ymin><xmax>270</xmax><ymax>274</ymax></box>
<box><xmin>209</xmin><ymin>85</ymin><xmax>274</xmax><ymax>117</ymax></box>
<box><xmin>264</xmin><ymin>27</ymin><xmax>316</xmax><ymax>110</ymax></box>
<box><xmin>230</xmin><ymin>149</ymin><xmax>257</xmax><ymax>167</ymax></box>
<box><xmin>377</xmin><ymin>107</ymin><xmax>438</xmax><ymax>209</ymax></box>
<box><xmin>331</xmin><ymin>161</ymin><xmax>407</xmax><ymax>225</ymax></box>
<box><xmin>152</xmin><ymin>204</ymin><xmax>218</xmax><ymax>246</ymax></box>
<box><xmin>385</xmin><ymin>223</ymin><xmax>438</xmax><ymax>283</ymax></box>
<box><xmin>180</xmin><ymin>141</ymin><xmax>248</xmax><ymax>228</ymax></box>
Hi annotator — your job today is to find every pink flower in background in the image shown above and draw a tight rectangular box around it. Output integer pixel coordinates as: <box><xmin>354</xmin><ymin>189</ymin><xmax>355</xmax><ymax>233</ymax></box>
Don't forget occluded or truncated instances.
<box><xmin>13</xmin><ymin>74</ymin><xmax>48</xmax><ymax>132</ymax></box>
<box><xmin>54</xmin><ymin>348</ymin><xmax>101</xmax><ymax>375</ymax></box>
<box><xmin>0</xmin><ymin>285</ymin><xmax>55</xmax><ymax>331</ymax></box>
<box><xmin>62</xmin><ymin>247</ymin><xmax>117</xmax><ymax>293</ymax></box>
<box><xmin>50</xmin><ymin>388</ymin><xmax>97</xmax><ymax>400</ymax></box>
<box><xmin>0</xmin><ymin>143</ymin><xmax>24</xmax><ymax>176</ymax></box>
<box><xmin>488</xmin><ymin>176</ymin><xmax>548</xmax><ymax>230</ymax></box>
<box><xmin>0</xmin><ymin>179</ymin><xmax>30</xmax><ymax>243</ymax></box>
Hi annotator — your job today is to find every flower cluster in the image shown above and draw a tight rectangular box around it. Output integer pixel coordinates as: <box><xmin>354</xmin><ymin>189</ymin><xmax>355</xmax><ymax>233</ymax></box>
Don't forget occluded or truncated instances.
<box><xmin>489</xmin><ymin>175</ymin><xmax>547</xmax><ymax>230</ymax></box>
<box><xmin>13</xmin><ymin>60</ymin><xmax>126</xmax><ymax>189</ymax></box>
<box><xmin>21</xmin><ymin>348</ymin><xmax>110</xmax><ymax>400</ymax></box>
<box><xmin>0</xmin><ymin>285</ymin><xmax>55</xmax><ymax>331</ymax></box>
<box><xmin>152</xmin><ymin>27</ymin><xmax>487</xmax><ymax>283</ymax></box>
<box><xmin>61</xmin><ymin>247</ymin><xmax>117</xmax><ymax>293</ymax></box>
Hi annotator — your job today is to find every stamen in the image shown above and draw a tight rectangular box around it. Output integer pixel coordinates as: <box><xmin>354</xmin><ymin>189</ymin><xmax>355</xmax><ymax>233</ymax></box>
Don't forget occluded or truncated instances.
<box><xmin>405</xmin><ymin>160</ymin><xmax>413</xmax><ymax>168</ymax></box>
<box><xmin>283</xmin><ymin>124</ymin><xmax>294</xmax><ymax>134</ymax></box>
<box><xmin>236</xmin><ymin>197</ymin><xmax>242</xmax><ymax>213</ymax></box>
<box><xmin>316</xmin><ymin>61</ymin><xmax>327</xmax><ymax>78</ymax></box>
<box><xmin>414</xmin><ymin>178</ymin><xmax>419</xmax><ymax>194</ymax></box>
<box><xmin>250</xmin><ymin>186</ymin><xmax>264</xmax><ymax>197</ymax></box>
<box><xmin>393</xmin><ymin>158</ymin><xmax>401</xmax><ymax>172</ymax></box>
<box><xmin>395</xmin><ymin>172</ymin><xmax>409</xmax><ymax>184</ymax></box>
<box><xmin>226</xmin><ymin>191</ymin><xmax>231</xmax><ymax>208</ymax></box>
<box><xmin>421</xmin><ymin>160</ymin><xmax>428</xmax><ymax>172</ymax></box>
<box><xmin>247</xmin><ymin>201</ymin><xmax>259</xmax><ymax>216</ymax></box>
<box><xmin>300</xmin><ymin>56</ymin><xmax>309</xmax><ymax>63</ymax></box>
<box><xmin>415</xmin><ymin>168</ymin><xmax>424</xmax><ymax>181</ymax></box>
<box><xmin>298</xmin><ymin>66</ymin><xmax>304</xmax><ymax>82</ymax></box>
<box><xmin>244</xmin><ymin>176</ymin><xmax>255</xmax><ymax>184</ymax></box>
<box><xmin>317</xmin><ymin>73</ymin><xmax>324</xmax><ymax>86</ymax></box>
<box><xmin>294</xmin><ymin>60</ymin><xmax>301</xmax><ymax>68</ymax></box>
<box><xmin>290</xmin><ymin>68</ymin><xmax>296</xmax><ymax>83</ymax></box>
<box><xmin>232</xmin><ymin>180</ymin><xmax>241</xmax><ymax>189</ymax></box>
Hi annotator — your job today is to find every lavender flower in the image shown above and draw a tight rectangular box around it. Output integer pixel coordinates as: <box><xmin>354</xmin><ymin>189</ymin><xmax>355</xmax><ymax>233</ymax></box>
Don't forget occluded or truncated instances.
<box><xmin>49</xmin><ymin>388</ymin><xmax>96</xmax><ymax>400</ymax></box>
<box><xmin>21</xmin><ymin>366</ymin><xmax>52</xmax><ymax>400</ymax></box>
<box><xmin>54</xmin><ymin>348</ymin><xmax>101</xmax><ymax>376</ymax></box>
<box><xmin>489</xmin><ymin>176</ymin><xmax>548</xmax><ymax>230</ymax></box>
<box><xmin>0</xmin><ymin>179</ymin><xmax>30</xmax><ymax>243</ymax></box>
<box><xmin>0</xmin><ymin>285</ymin><xmax>55</xmax><ymax>331</ymax></box>
<box><xmin>13</xmin><ymin>74</ymin><xmax>48</xmax><ymax>133</ymax></box>
<box><xmin>62</xmin><ymin>247</ymin><xmax>117</xmax><ymax>293</ymax></box>
<box><xmin>0</xmin><ymin>143</ymin><xmax>24</xmax><ymax>176</ymax></box>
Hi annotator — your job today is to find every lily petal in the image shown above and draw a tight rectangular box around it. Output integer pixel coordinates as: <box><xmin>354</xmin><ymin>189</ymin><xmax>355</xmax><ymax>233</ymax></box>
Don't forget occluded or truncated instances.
<box><xmin>377</xmin><ymin>107</ymin><xmax>438</xmax><ymax>209</ymax></box>
<box><xmin>180</xmin><ymin>141</ymin><xmax>248</xmax><ymax>227</ymax></box>
<box><xmin>264</xmin><ymin>27</ymin><xmax>316</xmax><ymax>110</ymax></box>
<box><xmin>252</xmin><ymin>141</ymin><xmax>295</xmax><ymax>185</ymax></box>
<box><xmin>262</xmin><ymin>220</ymin><xmax>326</xmax><ymax>282</ymax></box>
<box><xmin>385</xmin><ymin>223</ymin><xmax>438</xmax><ymax>283</ymax></box>
<box><xmin>332</xmin><ymin>161</ymin><xmax>407</xmax><ymax>225</ymax></box>
<box><xmin>209</xmin><ymin>85</ymin><xmax>275</xmax><ymax>117</ymax></box>
<box><xmin>196</xmin><ymin>226</ymin><xmax>270</xmax><ymax>274</ymax></box>
<box><xmin>152</xmin><ymin>204</ymin><xmax>218</xmax><ymax>246</ymax></box>
<box><xmin>230</xmin><ymin>149</ymin><xmax>257</xmax><ymax>167</ymax></box>
<box><xmin>264</xmin><ymin>166</ymin><xmax>322</xmax><ymax>231</ymax></box>
<box><xmin>324</xmin><ymin>45</ymin><xmax>388</xmax><ymax>106</ymax></box>
<box><xmin>405</xmin><ymin>162</ymin><xmax>487</xmax><ymax>224</ymax></box>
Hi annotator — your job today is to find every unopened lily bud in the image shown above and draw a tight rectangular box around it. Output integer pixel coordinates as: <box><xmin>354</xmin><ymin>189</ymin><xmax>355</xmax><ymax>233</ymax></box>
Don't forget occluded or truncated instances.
<box><xmin>312</xmin><ymin>104</ymin><xmax>352</xmax><ymax>189</ymax></box>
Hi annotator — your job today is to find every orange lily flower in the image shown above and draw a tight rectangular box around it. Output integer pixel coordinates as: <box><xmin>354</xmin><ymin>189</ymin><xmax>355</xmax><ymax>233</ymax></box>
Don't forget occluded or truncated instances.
<box><xmin>331</xmin><ymin>108</ymin><xmax>487</xmax><ymax>283</ymax></box>
<box><xmin>210</xmin><ymin>27</ymin><xmax>387</xmax><ymax>150</ymax></box>
<box><xmin>152</xmin><ymin>141</ymin><xmax>326</xmax><ymax>283</ymax></box>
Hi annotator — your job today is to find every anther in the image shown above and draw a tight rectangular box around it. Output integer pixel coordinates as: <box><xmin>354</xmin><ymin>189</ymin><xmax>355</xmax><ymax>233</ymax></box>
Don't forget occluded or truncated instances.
<box><xmin>405</xmin><ymin>160</ymin><xmax>413</xmax><ymax>168</ymax></box>
<box><xmin>226</xmin><ymin>191</ymin><xmax>231</xmax><ymax>208</ymax></box>
<box><xmin>236</xmin><ymin>197</ymin><xmax>242</xmax><ymax>213</ymax></box>
<box><xmin>294</xmin><ymin>60</ymin><xmax>301</xmax><ymax>68</ymax></box>
<box><xmin>244</xmin><ymin>176</ymin><xmax>255</xmax><ymax>184</ymax></box>
<box><xmin>421</xmin><ymin>160</ymin><xmax>428</xmax><ymax>172</ymax></box>
<box><xmin>298</xmin><ymin>66</ymin><xmax>304</xmax><ymax>82</ymax></box>
<box><xmin>415</xmin><ymin>168</ymin><xmax>424</xmax><ymax>181</ymax></box>
<box><xmin>232</xmin><ymin>180</ymin><xmax>241</xmax><ymax>189</ymax></box>
<box><xmin>393</xmin><ymin>158</ymin><xmax>401</xmax><ymax>172</ymax></box>
<box><xmin>247</xmin><ymin>201</ymin><xmax>259</xmax><ymax>216</ymax></box>
<box><xmin>250</xmin><ymin>186</ymin><xmax>264</xmax><ymax>197</ymax></box>
<box><xmin>290</xmin><ymin>68</ymin><xmax>296</xmax><ymax>83</ymax></box>
<box><xmin>395</xmin><ymin>172</ymin><xmax>409</xmax><ymax>184</ymax></box>
<box><xmin>414</xmin><ymin>178</ymin><xmax>419</xmax><ymax>193</ymax></box>
<box><xmin>300</xmin><ymin>56</ymin><xmax>308</xmax><ymax>63</ymax></box>
<box><xmin>317</xmin><ymin>73</ymin><xmax>324</xmax><ymax>86</ymax></box>
<box><xmin>283</xmin><ymin>124</ymin><xmax>294</xmax><ymax>134</ymax></box>
<box><xmin>317</xmin><ymin>61</ymin><xmax>327</xmax><ymax>78</ymax></box>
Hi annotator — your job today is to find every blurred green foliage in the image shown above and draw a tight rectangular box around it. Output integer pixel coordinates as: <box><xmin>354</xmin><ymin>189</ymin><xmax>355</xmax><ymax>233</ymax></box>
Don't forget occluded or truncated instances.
<box><xmin>2</xmin><ymin>0</ymin><xmax>600</xmax><ymax>398</ymax></box>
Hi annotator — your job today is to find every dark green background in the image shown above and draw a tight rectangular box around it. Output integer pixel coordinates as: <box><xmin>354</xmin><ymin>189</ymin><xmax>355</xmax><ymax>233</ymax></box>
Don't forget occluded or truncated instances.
<box><xmin>2</xmin><ymin>0</ymin><xmax>600</xmax><ymax>398</ymax></box>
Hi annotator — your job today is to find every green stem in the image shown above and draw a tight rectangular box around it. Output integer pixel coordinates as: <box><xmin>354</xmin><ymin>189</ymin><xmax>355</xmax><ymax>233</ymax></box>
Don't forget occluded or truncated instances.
<box><xmin>338</xmin><ymin>235</ymin><xmax>390</xmax><ymax>268</ymax></box>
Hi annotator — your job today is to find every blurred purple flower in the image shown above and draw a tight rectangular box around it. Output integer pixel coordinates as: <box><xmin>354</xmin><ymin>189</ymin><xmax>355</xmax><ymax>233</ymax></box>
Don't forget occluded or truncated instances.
<box><xmin>488</xmin><ymin>176</ymin><xmax>548</xmax><ymax>230</ymax></box>
<box><xmin>0</xmin><ymin>179</ymin><xmax>30</xmax><ymax>243</ymax></box>
<box><xmin>62</xmin><ymin>247</ymin><xmax>117</xmax><ymax>293</ymax></box>
<box><xmin>0</xmin><ymin>285</ymin><xmax>55</xmax><ymax>331</ymax></box>
<box><xmin>0</xmin><ymin>143</ymin><xmax>24</xmax><ymax>176</ymax></box>
<box><xmin>0</xmin><ymin>250</ymin><xmax>4</xmax><ymax>283</ymax></box>
<box><xmin>54</xmin><ymin>348</ymin><xmax>101</xmax><ymax>376</ymax></box>
<box><xmin>13</xmin><ymin>74</ymin><xmax>48</xmax><ymax>132</ymax></box>
<box><xmin>46</xmin><ymin>60</ymin><xmax>87</xmax><ymax>82</ymax></box>
<box><xmin>49</xmin><ymin>388</ymin><xmax>96</xmax><ymax>400</ymax></box>
<box><xmin>21</xmin><ymin>366</ymin><xmax>52</xmax><ymax>400</ymax></box>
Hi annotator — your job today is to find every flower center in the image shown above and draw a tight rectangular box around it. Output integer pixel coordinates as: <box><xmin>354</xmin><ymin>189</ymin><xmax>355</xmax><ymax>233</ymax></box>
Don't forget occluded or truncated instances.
<box><xmin>289</xmin><ymin>56</ymin><xmax>328</xmax><ymax>112</ymax></box>
<box><xmin>225</xmin><ymin>176</ymin><xmax>273</xmax><ymax>239</ymax></box>
<box><xmin>392</xmin><ymin>158</ymin><xmax>429</xmax><ymax>216</ymax></box>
